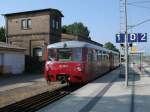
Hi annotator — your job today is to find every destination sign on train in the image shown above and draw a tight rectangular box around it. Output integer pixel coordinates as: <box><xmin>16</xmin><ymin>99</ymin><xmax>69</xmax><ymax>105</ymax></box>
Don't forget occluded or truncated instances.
<box><xmin>116</xmin><ymin>33</ymin><xmax>147</xmax><ymax>43</ymax></box>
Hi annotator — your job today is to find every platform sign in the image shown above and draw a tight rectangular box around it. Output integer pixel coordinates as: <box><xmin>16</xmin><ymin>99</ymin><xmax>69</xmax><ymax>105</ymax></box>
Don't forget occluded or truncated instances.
<box><xmin>116</xmin><ymin>33</ymin><xmax>147</xmax><ymax>43</ymax></box>
<box><xmin>128</xmin><ymin>33</ymin><xmax>138</xmax><ymax>42</ymax></box>
<box><xmin>138</xmin><ymin>33</ymin><xmax>147</xmax><ymax>42</ymax></box>
<box><xmin>116</xmin><ymin>33</ymin><xmax>125</xmax><ymax>43</ymax></box>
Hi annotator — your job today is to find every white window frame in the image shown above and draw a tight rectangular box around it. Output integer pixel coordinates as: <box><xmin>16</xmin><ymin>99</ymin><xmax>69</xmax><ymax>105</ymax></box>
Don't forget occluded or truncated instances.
<box><xmin>56</xmin><ymin>21</ymin><xmax>59</xmax><ymax>29</ymax></box>
<box><xmin>21</xmin><ymin>19</ymin><xmax>32</xmax><ymax>29</ymax></box>
<box><xmin>52</xmin><ymin>19</ymin><xmax>55</xmax><ymax>29</ymax></box>
<box><xmin>27</xmin><ymin>19</ymin><xmax>31</xmax><ymax>28</ymax></box>
<box><xmin>21</xmin><ymin>19</ymin><xmax>27</xmax><ymax>29</ymax></box>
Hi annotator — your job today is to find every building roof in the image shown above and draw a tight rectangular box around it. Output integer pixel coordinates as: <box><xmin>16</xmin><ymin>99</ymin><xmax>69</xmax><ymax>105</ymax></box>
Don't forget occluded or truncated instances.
<box><xmin>61</xmin><ymin>33</ymin><xmax>103</xmax><ymax>47</ymax></box>
<box><xmin>2</xmin><ymin>8</ymin><xmax>64</xmax><ymax>17</ymax></box>
<box><xmin>62</xmin><ymin>33</ymin><xmax>78</xmax><ymax>40</ymax></box>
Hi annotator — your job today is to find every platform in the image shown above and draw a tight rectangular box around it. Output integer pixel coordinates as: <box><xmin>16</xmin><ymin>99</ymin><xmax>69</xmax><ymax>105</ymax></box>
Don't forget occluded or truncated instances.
<box><xmin>38</xmin><ymin>63</ymin><xmax>150</xmax><ymax>112</ymax></box>
<box><xmin>0</xmin><ymin>74</ymin><xmax>62</xmax><ymax>108</ymax></box>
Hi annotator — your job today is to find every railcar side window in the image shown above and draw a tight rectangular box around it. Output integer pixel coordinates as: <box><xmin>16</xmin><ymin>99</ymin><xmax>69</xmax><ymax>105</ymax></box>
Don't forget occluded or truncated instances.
<box><xmin>97</xmin><ymin>51</ymin><xmax>101</xmax><ymax>61</ymax></box>
<box><xmin>72</xmin><ymin>48</ymin><xmax>82</xmax><ymax>61</ymax></box>
<box><xmin>88</xmin><ymin>49</ymin><xmax>93</xmax><ymax>62</ymax></box>
<box><xmin>93</xmin><ymin>50</ymin><xmax>97</xmax><ymax>61</ymax></box>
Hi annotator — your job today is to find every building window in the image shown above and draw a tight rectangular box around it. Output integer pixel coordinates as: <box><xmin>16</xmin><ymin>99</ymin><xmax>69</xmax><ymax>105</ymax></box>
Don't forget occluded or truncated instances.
<box><xmin>52</xmin><ymin>19</ymin><xmax>55</xmax><ymax>29</ymax></box>
<box><xmin>27</xmin><ymin>19</ymin><xmax>31</xmax><ymax>28</ymax></box>
<box><xmin>33</xmin><ymin>47</ymin><xmax>43</xmax><ymax>61</ymax></box>
<box><xmin>21</xmin><ymin>19</ymin><xmax>32</xmax><ymax>29</ymax></box>
<box><xmin>21</xmin><ymin>19</ymin><xmax>27</xmax><ymax>29</ymax></box>
<box><xmin>56</xmin><ymin>21</ymin><xmax>59</xmax><ymax>29</ymax></box>
<box><xmin>33</xmin><ymin>48</ymin><xmax>42</xmax><ymax>57</ymax></box>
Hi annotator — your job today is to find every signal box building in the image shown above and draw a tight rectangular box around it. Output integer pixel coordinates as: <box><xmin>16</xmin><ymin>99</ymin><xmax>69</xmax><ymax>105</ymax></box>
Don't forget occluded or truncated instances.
<box><xmin>3</xmin><ymin>8</ymin><xmax>64</xmax><ymax>59</ymax></box>
<box><xmin>3</xmin><ymin>8</ymin><xmax>63</xmax><ymax>72</ymax></box>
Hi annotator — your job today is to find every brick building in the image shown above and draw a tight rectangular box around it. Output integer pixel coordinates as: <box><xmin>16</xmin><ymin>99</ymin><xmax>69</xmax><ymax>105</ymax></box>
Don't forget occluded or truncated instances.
<box><xmin>3</xmin><ymin>8</ymin><xmax>63</xmax><ymax>72</ymax></box>
<box><xmin>3</xmin><ymin>8</ymin><xmax>63</xmax><ymax>59</ymax></box>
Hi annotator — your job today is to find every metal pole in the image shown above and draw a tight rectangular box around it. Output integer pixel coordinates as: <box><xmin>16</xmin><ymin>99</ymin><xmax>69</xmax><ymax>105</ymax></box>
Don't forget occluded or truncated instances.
<box><xmin>140</xmin><ymin>53</ymin><xmax>142</xmax><ymax>71</ymax></box>
<box><xmin>125</xmin><ymin>0</ymin><xmax>128</xmax><ymax>86</ymax></box>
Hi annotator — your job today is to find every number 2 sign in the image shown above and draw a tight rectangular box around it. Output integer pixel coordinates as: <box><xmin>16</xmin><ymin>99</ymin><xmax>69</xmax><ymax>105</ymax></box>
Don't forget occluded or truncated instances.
<box><xmin>138</xmin><ymin>33</ymin><xmax>147</xmax><ymax>42</ymax></box>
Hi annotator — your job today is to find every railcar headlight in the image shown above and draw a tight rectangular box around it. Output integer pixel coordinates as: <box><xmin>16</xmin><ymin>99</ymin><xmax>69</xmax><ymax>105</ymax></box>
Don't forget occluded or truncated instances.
<box><xmin>76</xmin><ymin>66</ymin><xmax>82</xmax><ymax>72</ymax></box>
<box><xmin>45</xmin><ymin>64</ymin><xmax>49</xmax><ymax>71</ymax></box>
<box><xmin>45</xmin><ymin>62</ymin><xmax>50</xmax><ymax>71</ymax></box>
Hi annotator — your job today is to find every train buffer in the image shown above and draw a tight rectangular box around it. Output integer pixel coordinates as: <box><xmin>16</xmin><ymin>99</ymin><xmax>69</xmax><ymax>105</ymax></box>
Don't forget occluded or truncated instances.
<box><xmin>38</xmin><ymin>63</ymin><xmax>150</xmax><ymax>112</ymax></box>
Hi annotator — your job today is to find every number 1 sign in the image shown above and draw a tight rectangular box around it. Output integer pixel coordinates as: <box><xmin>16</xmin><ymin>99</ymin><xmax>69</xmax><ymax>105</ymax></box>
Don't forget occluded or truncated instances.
<box><xmin>116</xmin><ymin>33</ymin><xmax>125</xmax><ymax>43</ymax></box>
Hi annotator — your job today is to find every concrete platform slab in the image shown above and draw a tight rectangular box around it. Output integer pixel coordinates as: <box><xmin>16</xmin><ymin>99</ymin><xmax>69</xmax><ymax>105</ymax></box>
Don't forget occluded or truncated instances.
<box><xmin>0</xmin><ymin>74</ymin><xmax>62</xmax><ymax>108</ymax></box>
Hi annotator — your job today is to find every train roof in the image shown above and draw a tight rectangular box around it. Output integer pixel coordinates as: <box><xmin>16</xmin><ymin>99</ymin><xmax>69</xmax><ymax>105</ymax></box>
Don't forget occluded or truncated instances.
<box><xmin>47</xmin><ymin>41</ymin><xmax>119</xmax><ymax>54</ymax></box>
<box><xmin>108</xmin><ymin>49</ymin><xmax>119</xmax><ymax>55</ymax></box>
<box><xmin>48</xmin><ymin>41</ymin><xmax>105</xmax><ymax>50</ymax></box>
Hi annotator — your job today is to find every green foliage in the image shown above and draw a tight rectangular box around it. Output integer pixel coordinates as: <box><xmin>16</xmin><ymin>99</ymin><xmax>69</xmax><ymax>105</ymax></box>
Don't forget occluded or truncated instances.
<box><xmin>104</xmin><ymin>42</ymin><xmax>119</xmax><ymax>52</ymax></box>
<box><xmin>0</xmin><ymin>27</ymin><xmax>6</xmax><ymax>42</ymax></box>
<box><xmin>62</xmin><ymin>22</ymin><xmax>90</xmax><ymax>38</ymax></box>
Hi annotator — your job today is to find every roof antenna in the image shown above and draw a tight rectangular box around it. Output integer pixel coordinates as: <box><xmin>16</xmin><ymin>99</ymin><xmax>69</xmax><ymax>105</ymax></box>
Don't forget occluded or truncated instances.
<box><xmin>63</xmin><ymin>43</ymin><xmax>67</xmax><ymax>48</ymax></box>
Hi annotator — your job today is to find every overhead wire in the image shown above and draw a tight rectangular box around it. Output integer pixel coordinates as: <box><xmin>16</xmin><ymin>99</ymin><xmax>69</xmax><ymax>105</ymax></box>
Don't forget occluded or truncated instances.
<box><xmin>128</xmin><ymin>1</ymin><xmax>150</xmax><ymax>4</ymax></box>
<box><xmin>127</xmin><ymin>3</ymin><xmax>150</xmax><ymax>10</ymax></box>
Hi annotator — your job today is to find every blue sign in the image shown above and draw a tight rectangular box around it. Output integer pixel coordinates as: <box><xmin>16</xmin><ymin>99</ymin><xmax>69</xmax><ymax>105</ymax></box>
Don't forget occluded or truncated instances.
<box><xmin>128</xmin><ymin>33</ymin><xmax>138</xmax><ymax>42</ymax></box>
<box><xmin>116</xmin><ymin>33</ymin><xmax>147</xmax><ymax>43</ymax></box>
<box><xmin>138</xmin><ymin>33</ymin><xmax>147</xmax><ymax>42</ymax></box>
<box><xmin>116</xmin><ymin>33</ymin><xmax>125</xmax><ymax>43</ymax></box>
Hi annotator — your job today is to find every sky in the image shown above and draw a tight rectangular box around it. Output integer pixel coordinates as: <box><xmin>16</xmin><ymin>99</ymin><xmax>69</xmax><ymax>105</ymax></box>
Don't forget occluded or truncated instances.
<box><xmin>0</xmin><ymin>0</ymin><xmax>150</xmax><ymax>55</ymax></box>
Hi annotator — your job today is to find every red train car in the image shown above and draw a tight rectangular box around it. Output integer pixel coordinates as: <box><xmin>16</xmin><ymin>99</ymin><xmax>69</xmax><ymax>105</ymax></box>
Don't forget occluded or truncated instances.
<box><xmin>44</xmin><ymin>41</ymin><xmax>119</xmax><ymax>84</ymax></box>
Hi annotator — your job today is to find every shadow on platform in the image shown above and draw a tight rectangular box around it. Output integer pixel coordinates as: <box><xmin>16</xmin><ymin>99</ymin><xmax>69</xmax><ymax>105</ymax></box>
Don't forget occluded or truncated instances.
<box><xmin>0</xmin><ymin>74</ymin><xmax>44</xmax><ymax>87</ymax></box>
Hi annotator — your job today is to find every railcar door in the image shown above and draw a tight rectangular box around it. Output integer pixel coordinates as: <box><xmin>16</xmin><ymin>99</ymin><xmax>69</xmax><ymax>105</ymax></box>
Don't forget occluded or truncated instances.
<box><xmin>109</xmin><ymin>53</ymin><xmax>114</xmax><ymax>70</ymax></box>
<box><xmin>87</xmin><ymin>48</ymin><xmax>96</xmax><ymax>80</ymax></box>
<box><xmin>97</xmin><ymin>50</ymin><xmax>103</xmax><ymax>75</ymax></box>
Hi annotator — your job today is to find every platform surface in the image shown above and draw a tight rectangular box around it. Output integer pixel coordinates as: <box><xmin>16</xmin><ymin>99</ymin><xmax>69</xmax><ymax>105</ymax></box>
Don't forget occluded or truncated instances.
<box><xmin>0</xmin><ymin>74</ymin><xmax>62</xmax><ymax>108</ymax></box>
<box><xmin>38</xmin><ymin>63</ymin><xmax>150</xmax><ymax>112</ymax></box>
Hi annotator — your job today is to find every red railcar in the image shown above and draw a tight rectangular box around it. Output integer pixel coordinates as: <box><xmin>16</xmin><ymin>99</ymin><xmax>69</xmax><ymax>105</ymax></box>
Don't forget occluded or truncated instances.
<box><xmin>44</xmin><ymin>41</ymin><xmax>119</xmax><ymax>84</ymax></box>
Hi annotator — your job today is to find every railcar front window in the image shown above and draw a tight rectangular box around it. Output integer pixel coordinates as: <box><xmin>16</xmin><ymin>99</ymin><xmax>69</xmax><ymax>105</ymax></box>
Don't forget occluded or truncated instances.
<box><xmin>48</xmin><ymin>49</ymin><xmax>57</xmax><ymax>61</ymax></box>
<box><xmin>58</xmin><ymin>49</ymin><xmax>72</xmax><ymax>61</ymax></box>
<box><xmin>48</xmin><ymin>48</ymin><xmax>82</xmax><ymax>62</ymax></box>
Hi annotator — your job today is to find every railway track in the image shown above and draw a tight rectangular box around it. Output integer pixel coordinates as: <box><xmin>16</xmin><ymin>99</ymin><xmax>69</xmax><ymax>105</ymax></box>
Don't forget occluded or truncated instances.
<box><xmin>0</xmin><ymin>85</ymin><xmax>81</xmax><ymax>112</ymax></box>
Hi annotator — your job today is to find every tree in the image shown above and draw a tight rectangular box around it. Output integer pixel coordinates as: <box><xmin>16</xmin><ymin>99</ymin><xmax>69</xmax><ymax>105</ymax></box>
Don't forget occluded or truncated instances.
<box><xmin>0</xmin><ymin>27</ymin><xmax>6</xmax><ymax>42</ymax></box>
<box><xmin>104</xmin><ymin>42</ymin><xmax>119</xmax><ymax>52</ymax></box>
<box><xmin>62</xmin><ymin>22</ymin><xmax>90</xmax><ymax>38</ymax></box>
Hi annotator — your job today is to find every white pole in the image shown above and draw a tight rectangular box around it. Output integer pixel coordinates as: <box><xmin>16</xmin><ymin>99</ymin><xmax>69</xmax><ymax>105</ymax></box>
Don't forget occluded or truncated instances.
<box><xmin>125</xmin><ymin>0</ymin><xmax>128</xmax><ymax>87</ymax></box>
